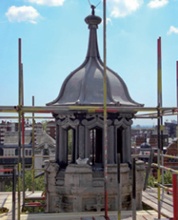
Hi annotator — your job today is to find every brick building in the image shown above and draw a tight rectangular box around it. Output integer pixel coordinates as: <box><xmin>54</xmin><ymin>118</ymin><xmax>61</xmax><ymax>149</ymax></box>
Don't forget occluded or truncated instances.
<box><xmin>0</xmin><ymin>121</ymin><xmax>18</xmax><ymax>145</ymax></box>
<box><xmin>164</xmin><ymin>139</ymin><xmax>178</xmax><ymax>169</ymax></box>
<box><xmin>46</xmin><ymin>121</ymin><xmax>56</xmax><ymax>140</ymax></box>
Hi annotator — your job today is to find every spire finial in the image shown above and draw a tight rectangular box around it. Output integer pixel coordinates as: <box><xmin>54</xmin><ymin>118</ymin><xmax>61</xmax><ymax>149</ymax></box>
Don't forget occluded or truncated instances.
<box><xmin>91</xmin><ymin>5</ymin><xmax>95</xmax><ymax>15</ymax></box>
<box><xmin>85</xmin><ymin>2</ymin><xmax>102</xmax><ymax>26</ymax></box>
<box><xmin>88</xmin><ymin>0</ymin><xmax>101</xmax><ymax>15</ymax></box>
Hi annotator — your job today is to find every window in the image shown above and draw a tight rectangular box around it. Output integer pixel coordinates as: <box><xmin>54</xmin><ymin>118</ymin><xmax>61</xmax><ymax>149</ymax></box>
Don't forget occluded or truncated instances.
<box><xmin>43</xmin><ymin>149</ymin><xmax>49</xmax><ymax>156</ymax></box>
<box><xmin>4</xmin><ymin>149</ymin><xmax>15</xmax><ymax>157</ymax></box>
<box><xmin>0</xmin><ymin>148</ymin><xmax>3</xmax><ymax>156</ymax></box>
<box><xmin>25</xmin><ymin>149</ymin><xmax>32</xmax><ymax>156</ymax></box>
<box><xmin>25</xmin><ymin>149</ymin><xmax>28</xmax><ymax>156</ymax></box>
<box><xmin>15</xmin><ymin>149</ymin><xmax>18</xmax><ymax>156</ymax></box>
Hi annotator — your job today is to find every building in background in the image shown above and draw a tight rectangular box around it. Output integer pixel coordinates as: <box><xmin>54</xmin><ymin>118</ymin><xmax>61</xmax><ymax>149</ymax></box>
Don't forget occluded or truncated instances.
<box><xmin>0</xmin><ymin>120</ymin><xmax>55</xmax><ymax>191</ymax></box>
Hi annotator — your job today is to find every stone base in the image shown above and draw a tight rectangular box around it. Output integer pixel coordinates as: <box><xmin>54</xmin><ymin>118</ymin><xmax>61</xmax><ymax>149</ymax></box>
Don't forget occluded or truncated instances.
<box><xmin>45</xmin><ymin>161</ymin><xmax>145</xmax><ymax>213</ymax></box>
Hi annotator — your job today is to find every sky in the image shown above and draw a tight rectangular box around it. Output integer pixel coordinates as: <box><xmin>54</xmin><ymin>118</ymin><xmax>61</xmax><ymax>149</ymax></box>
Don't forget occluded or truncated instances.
<box><xmin>0</xmin><ymin>0</ymin><xmax>178</xmax><ymax>126</ymax></box>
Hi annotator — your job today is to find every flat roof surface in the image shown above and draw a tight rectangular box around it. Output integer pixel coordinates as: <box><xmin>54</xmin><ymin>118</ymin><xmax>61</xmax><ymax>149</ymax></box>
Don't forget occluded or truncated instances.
<box><xmin>0</xmin><ymin>192</ymin><xmax>165</xmax><ymax>220</ymax></box>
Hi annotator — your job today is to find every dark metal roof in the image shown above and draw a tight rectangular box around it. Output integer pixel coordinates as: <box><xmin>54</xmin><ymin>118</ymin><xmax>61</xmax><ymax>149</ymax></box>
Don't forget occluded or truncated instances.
<box><xmin>47</xmin><ymin>7</ymin><xmax>143</xmax><ymax>108</ymax></box>
<box><xmin>140</xmin><ymin>142</ymin><xmax>151</xmax><ymax>148</ymax></box>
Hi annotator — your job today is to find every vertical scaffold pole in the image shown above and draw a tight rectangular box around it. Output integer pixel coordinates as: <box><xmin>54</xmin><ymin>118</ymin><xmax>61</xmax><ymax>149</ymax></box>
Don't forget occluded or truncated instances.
<box><xmin>103</xmin><ymin>1</ymin><xmax>108</xmax><ymax>219</ymax></box>
<box><xmin>21</xmin><ymin>63</ymin><xmax>25</xmax><ymax>207</ymax></box>
<box><xmin>176</xmin><ymin>61</ymin><xmax>178</xmax><ymax>157</ymax></box>
<box><xmin>18</xmin><ymin>37</ymin><xmax>22</xmax><ymax>220</ymax></box>
<box><xmin>32</xmin><ymin>96</ymin><xmax>35</xmax><ymax>193</ymax></box>
<box><xmin>173</xmin><ymin>173</ymin><xmax>178</xmax><ymax>220</ymax></box>
<box><xmin>176</xmin><ymin>61</ymin><xmax>178</xmax><ymax>171</ymax></box>
<box><xmin>117</xmin><ymin>154</ymin><xmax>121</xmax><ymax>220</ymax></box>
<box><xmin>12</xmin><ymin>168</ymin><xmax>16</xmax><ymax>220</ymax></box>
<box><xmin>157</xmin><ymin>36</ymin><xmax>162</xmax><ymax>220</ymax></box>
<box><xmin>22</xmin><ymin>112</ymin><xmax>25</xmax><ymax>205</ymax></box>
<box><xmin>132</xmin><ymin>158</ymin><xmax>136</xmax><ymax>220</ymax></box>
<box><xmin>176</xmin><ymin>61</ymin><xmax>178</xmax><ymax>126</ymax></box>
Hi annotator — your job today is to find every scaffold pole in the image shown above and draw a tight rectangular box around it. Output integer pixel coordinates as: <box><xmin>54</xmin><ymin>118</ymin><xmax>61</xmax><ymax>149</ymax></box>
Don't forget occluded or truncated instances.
<box><xmin>103</xmin><ymin>1</ymin><xmax>108</xmax><ymax>219</ymax></box>
<box><xmin>176</xmin><ymin>61</ymin><xmax>178</xmax><ymax>124</ymax></box>
<box><xmin>32</xmin><ymin>96</ymin><xmax>35</xmax><ymax>193</ymax></box>
<box><xmin>173</xmin><ymin>173</ymin><xmax>178</xmax><ymax>220</ymax></box>
<box><xmin>157</xmin><ymin>36</ymin><xmax>163</xmax><ymax>220</ymax></box>
<box><xmin>12</xmin><ymin>168</ymin><xmax>16</xmax><ymax>220</ymax></box>
<box><xmin>21</xmin><ymin>62</ymin><xmax>26</xmax><ymax>209</ymax></box>
<box><xmin>17</xmin><ymin>37</ymin><xmax>22</xmax><ymax>220</ymax></box>
<box><xmin>117</xmin><ymin>154</ymin><xmax>121</xmax><ymax>220</ymax></box>
<box><xmin>132</xmin><ymin>157</ymin><xmax>136</xmax><ymax>220</ymax></box>
<box><xmin>1</xmin><ymin>105</ymin><xmax>178</xmax><ymax>115</ymax></box>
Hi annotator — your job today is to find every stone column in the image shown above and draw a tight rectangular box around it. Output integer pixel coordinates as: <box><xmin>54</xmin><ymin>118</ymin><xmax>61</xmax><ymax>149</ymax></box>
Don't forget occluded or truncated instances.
<box><xmin>55</xmin><ymin>123</ymin><xmax>59</xmax><ymax>162</ymax></box>
<box><xmin>84</xmin><ymin>126</ymin><xmax>90</xmax><ymax>159</ymax></box>
<box><xmin>136</xmin><ymin>160</ymin><xmax>145</xmax><ymax>209</ymax></box>
<box><xmin>58</xmin><ymin>127</ymin><xmax>64</xmax><ymax>163</ymax></box>
<box><xmin>108</xmin><ymin>125</ymin><xmax>114</xmax><ymax>163</ymax></box>
<box><xmin>125</xmin><ymin>126</ymin><xmax>131</xmax><ymax>164</ymax></box>
<box><xmin>122</xmin><ymin>127</ymin><xmax>130</xmax><ymax>164</ymax></box>
<box><xmin>63</xmin><ymin>129</ymin><xmax>67</xmax><ymax>164</ymax></box>
<box><xmin>75</xmin><ymin>126</ymin><xmax>79</xmax><ymax>161</ymax></box>
<box><xmin>122</xmin><ymin>128</ymin><xmax>126</xmax><ymax>163</ymax></box>
<box><xmin>78</xmin><ymin>125</ymin><xmax>85</xmax><ymax>159</ymax></box>
<box><xmin>45</xmin><ymin>161</ymin><xmax>59</xmax><ymax>213</ymax></box>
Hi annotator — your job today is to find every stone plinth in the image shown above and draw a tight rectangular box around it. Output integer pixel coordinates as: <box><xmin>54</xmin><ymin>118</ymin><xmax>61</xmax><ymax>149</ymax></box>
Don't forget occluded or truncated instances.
<box><xmin>45</xmin><ymin>161</ymin><xmax>145</xmax><ymax>213</ymax></box>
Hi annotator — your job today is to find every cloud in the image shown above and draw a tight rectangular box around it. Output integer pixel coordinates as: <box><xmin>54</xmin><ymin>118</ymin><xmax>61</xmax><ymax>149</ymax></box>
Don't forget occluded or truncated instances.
<box><xmin>147</xmin><ymin>0</ymin><xmax>168</xmax><ymax>8</ymax></box>
<box><xmin>108</xmin><ymin>0</ymin><xmax>143</xmax><ymax>18</ymax></box>
<box><xmin>6</xmin><ymin>6</ymin><xmax>40</xmax><ymax>24</ymax></box>
<box><xmin>167</xmin><ymin>26</ymin><xmax>178</xmax><ymax>35</ymax></box>
<box><xmin>106</xmin><ymin>17</ymin><xmax>112</xmax><ymax>25</ymax></box>
<box><xmin>27</xmin><ymin>0</ymin><xmax>65</xmax><ymax>6</ymax></box>
<box><xmin>101</xmin><ymin>17</ymin><xmax>112</xmax><ymax>26</ymax></box>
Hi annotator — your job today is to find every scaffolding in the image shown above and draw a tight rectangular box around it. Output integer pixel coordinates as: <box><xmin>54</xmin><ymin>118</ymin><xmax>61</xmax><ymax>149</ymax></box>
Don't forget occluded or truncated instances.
<box><xmin>1</xmin><ymin>6</ymin><xmax>178</xmax><ymax>220</ymax></box>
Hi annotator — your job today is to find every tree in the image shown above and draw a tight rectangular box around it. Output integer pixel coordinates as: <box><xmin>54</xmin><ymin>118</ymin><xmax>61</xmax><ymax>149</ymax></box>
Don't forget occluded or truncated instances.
<box><xmin>5</xmin><ymin>170</ymin><xmax>45</xmax><ymax>192</ymax></box>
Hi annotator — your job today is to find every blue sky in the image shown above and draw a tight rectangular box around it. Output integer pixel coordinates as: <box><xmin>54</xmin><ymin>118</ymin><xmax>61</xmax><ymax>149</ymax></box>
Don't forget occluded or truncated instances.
<box><xmin>0</xmin><ymin>0</ymin><xmax>178</xmax><ymax>126</ymax></box>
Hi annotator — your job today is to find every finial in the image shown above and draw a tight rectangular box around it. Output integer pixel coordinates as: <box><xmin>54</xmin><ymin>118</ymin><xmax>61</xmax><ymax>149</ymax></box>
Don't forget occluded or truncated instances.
<box><xmin>85</xmin><ymin>1</ymin><xmax>102</xmax><ymax>26</ymax></box>
<box><xmin>88</xmin><ymin>0</ymin><xmax>101</xmax><ymax>14</ymax></box>
<box><xmin>91</xmin><ymin>5</ymin><xmax>95</xmax><ymax>15</ymax></box>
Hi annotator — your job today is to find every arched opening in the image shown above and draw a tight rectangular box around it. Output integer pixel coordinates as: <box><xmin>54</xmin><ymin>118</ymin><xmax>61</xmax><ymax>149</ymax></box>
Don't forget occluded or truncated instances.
<box><xmin>67</xmin><ymin>128</ymin><xmax>76</xmax><ymax>164</ymax></box>
<box><xmin>0</xmin><ymin>148</ymin><xmax>3</xmax><ymax>156</ymax></box>
<box><xmin>15</xmin><ymin>148</ymin><xmax>18</xmax><ymax>156</ymax></box>
<box><xmin>117</xmin><ymin>127</ymin><xmax>123</xmax><ymax>163</ymax></box>
<box><xmin>90</xmin><ymin>127</ymin><xmax>103</xmax><ymax>166</ymax></box>
<box><xmin>43</xmin><ymin>148</ymin><xmax>49</xmax><ymax>156</ymax></box>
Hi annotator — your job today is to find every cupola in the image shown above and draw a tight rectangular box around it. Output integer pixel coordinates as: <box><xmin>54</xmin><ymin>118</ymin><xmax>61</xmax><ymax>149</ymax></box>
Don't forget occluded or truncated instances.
<box><xmin>47</xmin><ymin>6</ymin><xmax>143</xmax><ymax>108</ymax></box>
<box><xmin>45</xmin><ymin>6</ymin><xmax>145</xmax><ymax>214</ymax></box>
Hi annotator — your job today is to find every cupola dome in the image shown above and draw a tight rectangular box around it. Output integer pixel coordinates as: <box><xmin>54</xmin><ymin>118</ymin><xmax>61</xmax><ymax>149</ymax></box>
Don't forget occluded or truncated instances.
<box><xmin>47</xmin><ymin>6</ymin><xmax>143</xmax><ymax>108</ymax></box>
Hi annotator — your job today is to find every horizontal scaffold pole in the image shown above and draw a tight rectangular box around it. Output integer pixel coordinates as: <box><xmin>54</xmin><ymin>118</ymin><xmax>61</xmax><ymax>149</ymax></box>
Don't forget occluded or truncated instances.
<box><xmin>0</xmin><ymin>116</ymin><xmax>53</xmax><ymax>119</ymax></box>
<box><xmin>152</xmin><ymin>163</ymin><xmax>178</xmax><ymax>174</ymax></box>
<box><xmin>0</xmin><ymin>105</ymin><xmax>178</xmax><ymax>112</ymax></box>
<box><xmin>0</xmin><ymin>105</ymin><xmax>178</xmax><ymax>116</ymax></box>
